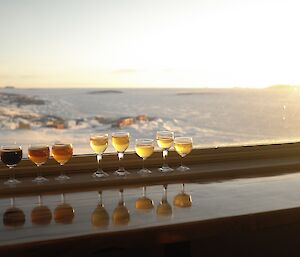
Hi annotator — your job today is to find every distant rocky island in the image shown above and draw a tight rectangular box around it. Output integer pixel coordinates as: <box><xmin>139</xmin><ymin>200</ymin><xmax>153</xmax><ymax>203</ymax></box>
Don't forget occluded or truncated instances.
<box><xmin>0</xmin><ymin>91</ymin><xmax>154</xmax><ymax>130</ymax></box>
<box><xmin>88</xmin><ymin>90</ymin><xmax>123</xmax><ymax>94</ymax></box>
<box><xmin>176</xmin><ymin>92</ymin><xmax>217</xmax><ymax>96</ymax></box>
<box><xmin>267</xmin><ymin>85</ymin><xmax>300</xmax><ymax>90</ymax></box>
<box><xmin>0</xmin><ymin>92</ymin><xmax>45</xmax><ymax>106</ymax></box>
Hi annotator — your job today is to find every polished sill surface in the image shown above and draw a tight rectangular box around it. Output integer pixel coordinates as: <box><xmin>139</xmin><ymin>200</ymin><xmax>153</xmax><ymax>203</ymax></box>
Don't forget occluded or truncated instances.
<box><xmin>1</xmin><ymin>172</ymin><xmax>300</xmax><ymax>247</ymax></box>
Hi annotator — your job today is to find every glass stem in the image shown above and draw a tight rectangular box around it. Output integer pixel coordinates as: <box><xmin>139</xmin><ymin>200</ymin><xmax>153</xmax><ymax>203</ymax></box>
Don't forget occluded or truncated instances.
<box><xmin>98</xmin><ymin>191</ymin><xmax>103</xmax><ymax>206</ymax></box>
<box><xmin>163</xmin><ymin>149</ymin><xmax>168</xmax><ymax>167</ymax></box>
<box><xmin>142</xmin><ymin>158</ymin><xmax>145</xmax><ymax>170</ymax></box>
<box><xmin>119</xmin><ymin>189</ymin><xmax>124</xmax><ymax>205</ymax></box>
<box><xmin>38</xmin><ymin>195</ymin><xmax>42</xmax><ymax>206</ymax></box>
<box><xmin>163</xmin><ymin>185</ymin><xmax>168</xmax><ymax>201</ymax></box>
<box><xmin>181</xmin><ymin>155</ymin><xmax>183</xmax><ymax>167</ymax></box>
<box><xmin>182</xmin><ymin>183</ymin><xmax>185</xmax><ymax>193</ymax></box>
<box><xmin>97</xmin><ymin>154</ymin><xmax>102</xmax><ymax>171</ymax></box>
<box><xmin>61</xmin><ymin>193</ymin><xmax>65</xmax><ymax>203</ymax></box>
<box><xmin>60</xmin><ymin>164</ymin><xmax>64</xmax><ymax>176</ymax></box>
<box><xmin>9</xmin><ymin>166</ymin><xmax>14</xmax><ymax>181</ymax></box>
<box><xmin>142</xmin><ymin>186</ymin><xmax>146</xmax><ymax>197</ymax></box>
<box><xmin>10</xmin><ymin>197</ymin><xmax>15</xmax><ymax>207</ymax></box>
<box><xmin>37</xmin><ymin>165</ymin><xmax>41</xmax><ymax>177</ymax></box>
<box><xmin>118</xmin><ymin>152</ymin><xmax>124</xmax><ymax>170</ymax></box>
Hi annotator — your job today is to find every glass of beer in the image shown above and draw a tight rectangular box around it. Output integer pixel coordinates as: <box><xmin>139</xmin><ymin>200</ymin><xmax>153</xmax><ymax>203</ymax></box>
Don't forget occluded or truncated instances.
<box><xmin>174</xmin><ymin>137</ymin><xmax>193</xmax><ymax>171</ymax></box>
<box><xmin>1</xmin><ymin>145</ymin><xmax>23</xmax><ymax>185</ymax></box>
<box><xmin>90</xmin><ymin>134</ymin><xmax>109</xmax><ymax>178</ymax></box>
<box><xmin>52</xmin><ymin>143</ymin><xmax>73</xmax><ymax>181</ymax></box>
<box><xmin>112</xmin><ymin>131</ymin><xmax>130</xmax><ymax>176</ymax></box>
<box><xmin>28</xmin><ymin>144</ymin><xmax>50</xmax><ymax>183</ymax></box>
<box><xmin>156</xmin><ymin>131</ymin><xmax>174</xmax><ymax>172</ymax></box>
<box><xmin>135</xmin><ymin>139</ymin><xmax>154</xmax><ymax>175</ymax></box>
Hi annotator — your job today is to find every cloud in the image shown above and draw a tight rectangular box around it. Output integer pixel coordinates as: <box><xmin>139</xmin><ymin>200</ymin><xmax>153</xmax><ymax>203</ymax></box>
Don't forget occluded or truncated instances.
<box><xmin>0</xmin><ymin>74</ymin><xmax>39</xmax><ymax>80</ymax></box>
<box><xmin>111</xmin><ymin>69</ymin><xmax>137</xmax><ymax>74</ymax></box>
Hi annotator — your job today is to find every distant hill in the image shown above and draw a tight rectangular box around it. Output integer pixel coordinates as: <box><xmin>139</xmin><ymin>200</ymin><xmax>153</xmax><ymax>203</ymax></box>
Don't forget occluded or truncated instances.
<box><xmin>267</xmin><ymin>84</ymin><xmax>300</xmax><ymax>90</ymax></box>
<box><xmin>88</xmin><ymin>90</ymin><xmax>123</xmax><ymax>94</ymax></box>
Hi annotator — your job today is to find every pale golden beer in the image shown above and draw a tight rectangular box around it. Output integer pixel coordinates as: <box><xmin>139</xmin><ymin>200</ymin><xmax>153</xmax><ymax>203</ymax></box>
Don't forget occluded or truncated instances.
<box><xmin>135</xmin><ymin>144</ymin><xmax>154</xmax><ymax>159</ymax></box>
<box><xmin>112</xmin><ymin>134</ymin><xmax>129</xmax><ymax>153</ymax></box>
<box><xmin>135</xmin><ymin>139</ymin><xmax>154</xmax><ymax>175</ymax></box>
<box><xmin>174</xmin><ymin>141</ymin><xmax>192</xmax><ymax>157</ymax></box>
<box><xmin>90</xmin><ymin>135</ymin><xmax>108</xmax><ymax>154</ymax></box>
<box><xmin>157</xmin><ymin>137</ymin><xmax>173</xmax><ymax>150</ymax></box>
<box><xmin>174</xmin><ymin>137</ymin><xmax>193</xmax><ymax>171</ymax></box>
<box><xmin>90</xmin><ymin>134</ymin><xmax>109</xmax><ymax>178</ymax></box>
<box><xmin>112</xmin><ymin>132</ymin><xmax>130</xmax><ymax>176</ymax></box>
<box><xmin>156</xmin><ymin>131</ymin><xmax>174</xmax><ymax>172</ymax></box>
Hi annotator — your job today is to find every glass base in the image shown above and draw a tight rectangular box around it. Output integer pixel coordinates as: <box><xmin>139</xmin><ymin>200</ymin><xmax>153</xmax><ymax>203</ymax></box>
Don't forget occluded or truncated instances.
<box><xmin>177</xmin><ymin>165</ymin><xmax>190</xmax><ymax>172</ymax></box>
<box><xmin>114</xmin><ymin>168</ymin><xmax>130</xmax><ymax>176</ymax></box>
<box><xmin>4</xmin><ymin>178</ymin><xmax>21</xmax><ymax>186</ymax></box>
<box><xmin>158</xmin><ymin>165</ymin><xmax>174</xmax><ymax>173</ymax></box>
<box><xmin>92</xmin><ymin>170</ymin><xmax>109</xmax><ymax>178</ymax></box>
<box><xmin>55</xmin><ymin>174</ymin><xmax>70</xmax><ymax>181</ymax></box>
<box><xmin>32</xmin><ymin>176</ymin><xmax>48</xmax><ymax>184</ymax></box>
<box><xmin>137</xmin><ymin>168</ymin><xmax>152</xmax><ymax>175</ymax></box>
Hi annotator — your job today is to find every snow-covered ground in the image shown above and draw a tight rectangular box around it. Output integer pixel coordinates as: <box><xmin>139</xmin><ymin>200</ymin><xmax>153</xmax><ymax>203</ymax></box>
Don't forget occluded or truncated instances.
<box><xmin>1</xmin><ymin>87</ymin><xmax>300</xmax><ymax>155</ymax></box>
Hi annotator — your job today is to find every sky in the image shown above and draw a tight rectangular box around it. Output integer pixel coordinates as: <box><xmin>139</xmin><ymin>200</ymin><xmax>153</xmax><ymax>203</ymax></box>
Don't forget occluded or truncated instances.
<box><xmin>0</xmin><ymin>0</ymin><xmax>300</xmax><ymax>88</ymax></box>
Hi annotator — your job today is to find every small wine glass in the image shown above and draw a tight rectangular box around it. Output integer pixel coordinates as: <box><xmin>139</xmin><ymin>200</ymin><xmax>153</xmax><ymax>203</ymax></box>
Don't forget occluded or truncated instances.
<box><xmin>112</xmin><ymin>132</ymin><xmax>130</xmax><ymax>176</ymax></box>
<box><xmin>91</xmin><ymin>191</ymin><xmax>109</xmax><ymax>227</ymax></box>
<box><xmin>156</xmin><ymin>131</ymin><xmax>174</xmax><ymax>173</ymax></box>
<box><xmin>90</xmin><ymin>134</ymin><xmax>109</xmax><ymax>178</ymax></box>
<box><xmin>173</xmin><ymin>184</ymin><xmax>192</xmax><ymax>208</ymax></box>
<box><xmin>52</xmin><ymin>143</ymin><xmax>73</xmax><ymax>181</ymax></box>
<box><xmin>135</xmin><ymin>139</ymin><xmax>154</xmax><ymax>175</ymax></box>
<box><xmin>174</xmin><ymin>137</ymin><xmax>193</xmax><ymax>171</ymax></box>
<box><xmin>31</xmin><ymin>195</ymin><xmax>52</xmax><ymax>225</ymax></box>
<box><xmin>135</xmin><ymin>186</ymin><xmax>154</xmax><ymax>210</ymax></box>
<box><xmin>1</xmin><ymin>145</ymin><xmax>23</xmax><ymax>185</ymax></box>
<box><xmin>112</xmin><ymin>189</ymin><xmax>130</xmax><ymax>225</ymax></box>
<box><xmin>28</xmin><ymin>144</ymin><xmax>50</xmax><ymax>183</ymax></box>
<box><xmin>156</xmin><ymin>185</ymin><xmax>172</xmax><ymax>216</ymax></box>
<box><xmin>3</xmin><ymin>197</ymin><xmax>25</xmax><ymax>227</ymax></box>
<box><xmin>54</xmin><ymin>193</ymin><xmax>75</xmax><ymax>224</ymax></box>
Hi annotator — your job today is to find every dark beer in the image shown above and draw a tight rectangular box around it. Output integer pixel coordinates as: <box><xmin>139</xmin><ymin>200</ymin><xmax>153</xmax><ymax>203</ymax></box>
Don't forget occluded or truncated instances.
<box><xmin>0</xmin><ymin>147</ymin><xmax>22</xmax><ymax>167</ymax></box>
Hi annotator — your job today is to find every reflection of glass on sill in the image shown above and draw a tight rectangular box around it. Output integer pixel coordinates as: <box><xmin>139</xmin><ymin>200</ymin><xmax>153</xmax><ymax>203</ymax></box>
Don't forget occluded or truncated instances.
<box><xmin>31</xmin><ymin>195</ymin><xmax>52</xmax><ymax>225</ymax></box>
<box><xmin>112</xmin><ymin>189</ymin><xmax>130</xmax><ymax>225</ymax></box>
<box><xmin>173</xmin><ymin>184</ymin><xmax>192</xmax><ymax>208</ymax></box>
<box><xmin>3</xmin><ymin>197</ymin><xmax>25</xmax><ymax>227</ymax></box>
<box><xmin>54</xmin><ymin>193</ymin><xmax>75</xmax><ymax>224</ymax></box>
<box><xmin>135</xmin><ymin>186</ymin><xmax>154</xmax><ymax>210</ymax></box>
<box><xmin>91</xmin><ymin>191</ymin><xmax>109</xmax><ymax>227</ymax></box>
<box><xmin>156</xmin><ymin>185</ymin><xmax>172</xmax><ymax>217</ymax></box>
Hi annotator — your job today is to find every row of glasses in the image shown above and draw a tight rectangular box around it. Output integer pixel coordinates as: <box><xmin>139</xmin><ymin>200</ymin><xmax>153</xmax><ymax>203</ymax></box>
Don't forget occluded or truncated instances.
<box><xmin>1</xmin><ymin>131</ymin><xmax>192</xmax><ymax>185</ymax></box>
<box><xmin>89</xmin><ymin>132</ymin><xmax>131</xmax><ymax>177</ymax></box>
<box><xmin>90</xmin><ymin>131</ymin><xmax>192</xmax><ymax>177</ymax></box>
<box><xmin>29</xmin><ymin>143</ymin><xmax>73</xmax><ymax>182</ymax></box>
<box><xmin>1</xmin><ymin>143</ymin><xmax>73</xmax><ymax>185</ymax></box>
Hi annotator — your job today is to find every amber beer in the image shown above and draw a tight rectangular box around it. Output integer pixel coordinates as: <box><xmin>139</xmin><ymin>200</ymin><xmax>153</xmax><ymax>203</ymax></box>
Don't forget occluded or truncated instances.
<box><xmin>52</xmin><ymin>143</ymin><xmax>73</xmax><ymax>165</ymax></box>
<box><xmin>28</xmin><ymin>145</ymin><xmax>50</xmax><ymax>166</ymax></box>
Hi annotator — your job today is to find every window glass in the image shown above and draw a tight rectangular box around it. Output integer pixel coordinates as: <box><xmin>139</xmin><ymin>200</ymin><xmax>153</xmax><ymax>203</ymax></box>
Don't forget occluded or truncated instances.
<box><xmin>0</xmin><ymin>0</ymin><xmax>299</xmax><ymax>155</ymax></box>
